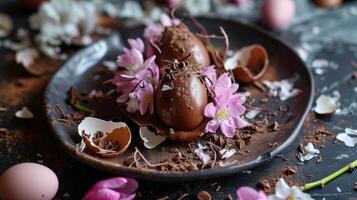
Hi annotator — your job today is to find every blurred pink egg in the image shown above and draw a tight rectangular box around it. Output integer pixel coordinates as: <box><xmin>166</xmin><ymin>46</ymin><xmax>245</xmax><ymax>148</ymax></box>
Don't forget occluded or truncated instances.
<box><xmin>0</xmin><ymin>162</ymin><xmax>59</xmax><ymax>200</ymax></box>
<box><xmin>261</xmin><ymin>0</ymin><xmax>295</xmax><ymax>29</ymax></box>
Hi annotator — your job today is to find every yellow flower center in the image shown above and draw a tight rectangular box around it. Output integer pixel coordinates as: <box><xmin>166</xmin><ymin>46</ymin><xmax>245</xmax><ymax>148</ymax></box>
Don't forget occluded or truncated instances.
<box><xmin>287</xmin><ymin>195</ymin><xmax>295</xmax><ymax>200</ymax></box>
<box><xmin>144</xmin><ymin>94</ymin><xmax>152</xmax><ymax>103</ymax></box>
<box><xmin>216</xmin><ymin>108</ymin><xmax>229</xmax><ymax>121</ymax></box>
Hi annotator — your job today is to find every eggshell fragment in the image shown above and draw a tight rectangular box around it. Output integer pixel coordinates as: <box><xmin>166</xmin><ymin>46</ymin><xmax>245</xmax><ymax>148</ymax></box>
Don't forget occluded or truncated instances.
<box><xmin>0</xmin><ymin>162</ymin><xmax>58</xmax><ymax>200</ymax></box>
<box><xmin>15</xmin><ymin>106</ymin><xmax>34</xmax><ymax>119</ymax></box>
<box><xmin>78</xmin><ymin>117</ymin><xmax>131</xmax><ymax>157</ymax></box>
<box><xmin>139</xmin><ymin>126</ymin><xmax>166</xmax><ymax>149</ymax></box>
<box><xmin>314</xmin><ymin>95</ymin><xmax>340</xmax><ymax>116</ymax></box>
<box><xmin>224</xmin><ymin>44</ymin><xmax>269</xmax><ymax>83</ymax></box>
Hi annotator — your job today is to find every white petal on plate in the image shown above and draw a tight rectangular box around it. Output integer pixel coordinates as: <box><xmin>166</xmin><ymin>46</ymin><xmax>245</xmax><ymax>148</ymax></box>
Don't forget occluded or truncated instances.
<box><xmin>297</xmin><ymin>143</ymin><xmax>319</xmax><ymax>162</ymax></box>
<box><xmin>194</xmin><ymin>147</ymin><xmax>211</xmax><ymax>166</ymax></box>
<box><xmin>314</xmin><ymin>95</ymin><xmax>340</xmax><ymax>115</ymax></box>
<box><xmin>15</xmin><ymin>48</ymin><xmax>39</xmax><ymax>68</ymax></box>
<box><xmin>139</xmin><ymin>126</ymin><xmax>166</xmax><ymax>149</ymax></box>
<box><xmin>161</xmin><ymin>84</ymin><xmax>172</xmax><ymax>91</ymax></box>
<box><xmin>15</xmin><ymin>107</ymin><xmax>34</xmax><ymax>119</ymax></box>
<box><xmin>224</xmin><ymin>47</ymin><xmax>250</xmax><ymax>70</ymax></box>
<box><xmin>245</xmin><ymin>108</ymin><xmax>261</xmax><ymax>119</ymax></box>
<box><xmin>262</xmin><ymin>75</ymin><xmax>302</xmax><ymax>101</ymax></box>
<box><xmin>0</xmin><ymin>13</ymin><xmax>13</xmax><ymax>38</ymax></box>
<box><xmin>336</xmin><ymin>128</ymin><xmax>357</xmax><ymax>147</ymax></box>
<box><xmin>220</xmin><ymin>148</ymin><xmax>237</xmax><ymax>160</ymax></box>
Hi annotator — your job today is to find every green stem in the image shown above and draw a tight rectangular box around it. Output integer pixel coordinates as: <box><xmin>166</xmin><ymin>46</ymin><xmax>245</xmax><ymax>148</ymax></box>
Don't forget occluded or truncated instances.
<box><xmin>302</xmin><ymin>160</ymin><xmax>357</xmax><ymax>191</ymax></box>
<box><xmin>73</xmin><ymin>103</ymin><xmax>95</xmax><ymax>116</ymax></box>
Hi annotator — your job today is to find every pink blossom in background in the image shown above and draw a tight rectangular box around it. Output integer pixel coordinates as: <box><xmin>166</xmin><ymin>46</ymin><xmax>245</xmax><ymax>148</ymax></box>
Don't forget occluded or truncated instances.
<box><xmin>143</xmin><ymin>13</ymin><xmax>181</xmax><ymax>40</ymax></box>
<box><xmin>128</xmin><ymin>38</ymin><xmax>144</xmax><ymax>53</ymax></box>
<box><xmin>83</xmin><ymin>177</ymin><xmax>138</xmax><ymax>200</ymax></box>
<box><xmin>236</xmin><ymin>186</ymin><xmax>268</xmax><ymax>200</ymax></box>
<box><xmin>137</xmin><ymin>83</ymin><xmax>155</xmax><ymax>115</ymax></box>
<box><xmin>229</xmin><ymin>0</ymin><xmax>250</xmax><ymax>5</ymax></box>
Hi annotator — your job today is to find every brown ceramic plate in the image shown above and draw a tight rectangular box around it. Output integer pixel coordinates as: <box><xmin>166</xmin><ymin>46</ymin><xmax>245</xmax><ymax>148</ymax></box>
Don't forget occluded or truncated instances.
<box><xmin>44</xmin><ymin>17</ymin><xmax>314</xmax><ymax>182</ymax></box>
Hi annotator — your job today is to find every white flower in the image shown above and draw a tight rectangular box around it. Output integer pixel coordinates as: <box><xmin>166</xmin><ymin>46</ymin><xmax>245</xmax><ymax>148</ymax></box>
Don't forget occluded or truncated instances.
<box><xmin>269</xmin><ymin>178</ymin><xmax>314</xmax><ymax>200</ymax></box>
<box><xmin>15</xmin><ymin>48</ymin><xmax>39</xmax><ymax>67</ymax></box>
<box><xmin>297</xmin><ymin>143</ymin><xmax>320</xmax><ymax>162</ymax></box>
<box><xmin>30</xmin><ymin>0</ymin><xmax>96</xmax><ymax>58</ymax></box>
<box><xmin>336</xmin><ymin>128</ymin><xmax>357</xmax><ymax>147</ymax></box>
<box><xmin>194</xmin><ymin>143</ymin><xmax>211</xmax><ymax>166</ymax></box>
<box><xmin>126</xmin><ymin>93</ymin><xmax>140</xmax><ymax>113</ymax></box>
<box><xmin>176</xmin><ymin>0</ymin><xmax>212</xmax><ymax>16</ymax></box>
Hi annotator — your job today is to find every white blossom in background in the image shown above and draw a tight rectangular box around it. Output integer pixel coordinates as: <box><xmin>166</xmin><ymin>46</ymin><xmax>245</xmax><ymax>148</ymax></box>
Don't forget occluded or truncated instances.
<box><xmin>30</xmin><ymin>0</ymin><xmax>97</xmax><ymax>59</ymax></box>
<box><xmin>297</xmin><ymin>143</ymin><xmax>320</xmax><ymax>162</ymax></box>
<box><xmin>336</xmin><ymin>128</ymin><xmax>357</xmax><ymax>147</ymax></box>
<box><xmin>268</xmin><ymin>178</ymin><xmax>314</xmax><ymax>200</ymax></box>
<box><xmin>15</xmin><ymin>48</ymin><xmax>39</xmax><ymax>67</ymax></box>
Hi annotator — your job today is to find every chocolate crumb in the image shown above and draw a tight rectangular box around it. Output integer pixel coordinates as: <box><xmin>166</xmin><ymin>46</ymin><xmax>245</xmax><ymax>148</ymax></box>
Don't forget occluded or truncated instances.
<box><xmin>177</xmin><ymin>193</ymin><xmax>189</xmax><ymax>200</ymax></box>
<box><xmin>225</xmin><ymin>194</ymin><xmax>233</xmax><ymax>200</ymax></box>
<box><xmin>0</xmin><ymin>128</ymin><xmax>8</xmax><ymax>133</ymax></box>
<box><xmin>253</xmin><ymin>81</ymin><xmax>267</xmax><ymax>92</ymax></box>
<box><xmin>269</xmin><ymin>122</ymin><xmax>280</xmax><ymax>131</ymax></box>
<box><xmin>282</xmin><ymin>166</ymin><xmax>297</xmax><ymax>176</ymax></box>
<box><xmin>157</xmin><ymin>196</ymin><xmax>170</xmax><ymax>200</ymax></box>
<box><xmin>257</xmin><ymin>178</ymin><xmax>271</xmax><ymax>193</ymax></box>
<box><xmin>260</xmin><ymin>98</ymin><xmax>269</xmax><ymax>103</ymax></box>
<box><xmin>66</xmin><ymin>86</ymin><xmax>78</xmax><ymax>106</ymax></box>
<box><xmin>197</xmin><ymin>191</ymin><xmax>211</xmax><ymax>200</ymax></box>
<box><xmin>0</xmin><ymin>107</ymin><xmax>7</xmax><ymax>112</ymax></box>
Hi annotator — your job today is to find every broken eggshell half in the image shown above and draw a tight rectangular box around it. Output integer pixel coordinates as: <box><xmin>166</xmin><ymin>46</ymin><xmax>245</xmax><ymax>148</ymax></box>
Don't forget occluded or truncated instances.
<box><xmin>224</xmin><ymin>44</ymin><xmax>269</xmax><ymax>84</ymax></box>
<box><xmin>78</xmin><ymin>117</ymin><xmax>131</xmax><ymax>157</ymax></box>
<box><xmin>314</xmin><ymin>95</ymin><xmax>340</xmax><ymax>116</ymax></box>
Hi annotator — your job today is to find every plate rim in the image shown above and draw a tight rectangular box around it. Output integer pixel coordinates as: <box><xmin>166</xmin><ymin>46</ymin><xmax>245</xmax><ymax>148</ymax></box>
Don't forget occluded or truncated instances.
<box><xmin>44</xmin><ymin>16</ymin><xmax>315</xmax><ymax>182</ymax></box>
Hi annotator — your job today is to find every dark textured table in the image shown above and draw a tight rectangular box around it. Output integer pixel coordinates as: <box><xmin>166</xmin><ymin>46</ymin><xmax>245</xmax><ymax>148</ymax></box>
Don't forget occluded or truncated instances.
<box><xmin>1</xmin><ymin>1</ymin><xmax>357</xmax><ymax>199</ymax></box>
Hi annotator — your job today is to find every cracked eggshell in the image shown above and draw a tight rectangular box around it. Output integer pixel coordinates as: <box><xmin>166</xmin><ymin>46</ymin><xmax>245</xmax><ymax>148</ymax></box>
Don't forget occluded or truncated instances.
<box><xmin>314</xmin><ymin>95</ymin><xmax>340</xmax><ymax>116</ymax></box>
<box><xmin>78</xmin><ymin>117</ymin><xmax>131</xmax><ymax>157</ymax></box>
<box><xmin>225</xmin><ymin>44</ymin><xmax>269</xmax><ymax>83</ymax></box>
<box><xmin>15</xmin><ymin>107</ymin><xmax>34</xmax><ymax>119</ymax></box>
<box><xmin>139</xmin><ymin>126</ymin><xmax>166</xmax><ymax>149</ymax></box>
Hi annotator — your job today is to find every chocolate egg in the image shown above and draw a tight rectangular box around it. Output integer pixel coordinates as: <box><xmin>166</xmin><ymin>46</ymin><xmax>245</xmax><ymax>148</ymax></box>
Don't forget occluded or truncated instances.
<box><xmin>155</xmin><ymin>61</ymin><xmax>208</xmax><ymax>131</ymax></box>
<box><xmin>155</xmin><ymin>23</ymin><xmax>210</xmax><ymax>71</ymax></box>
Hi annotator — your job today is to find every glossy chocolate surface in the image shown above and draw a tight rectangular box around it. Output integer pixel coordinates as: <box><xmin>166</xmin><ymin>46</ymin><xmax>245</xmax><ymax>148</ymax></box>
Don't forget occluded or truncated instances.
<box><xmin>155</xmin><ymin>23</ymin><xmax>210</xmax><ymax>70</ymax></box>
<box><xmin>155</xmin><ymin>62</ymin><xmax>208</xmax><ymax>131</ymax></box>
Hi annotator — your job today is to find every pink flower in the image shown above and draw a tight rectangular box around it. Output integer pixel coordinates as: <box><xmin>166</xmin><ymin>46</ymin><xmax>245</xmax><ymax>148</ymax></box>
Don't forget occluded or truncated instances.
<box><xmin>83</xmin><ymin>177</ymin><xmax>138</xmax><ymax>200</ymax></box>
<box><xmin>113</xmin><ymin>72</ymin><xmax>139</xmax><ymax>103</ymax></box>
<box><xmin>229</xmin><ymin>0</ymin><xmax>250</xmax><ymax>5</ymax></box>
<box><xmin>236</xmin><ymin>186</ymin><xmax>268</xmax><ymax>200</ymax></box>
<box><xmin>128</xmin><ymin>38</ymin><xmax>144</xmax><ymax>53</ymax></box>
<box><xmin>143</xmin><ymin>13</ymin><xmax>181</xmax><ymax>40</ymax></box>
<box><xmin>116</xmin><ymin>48</ymin><xmax>144</xmax><ymax>73</ymax></box>
<box><xmin>200</xmin><ymin>65</ymin><xmax>217</xmax><ymax>94</ymax></box>
<box><xmin>214</xmin><ymin>73</ymin><xmax>238</xmax><ymax>97</ymax></box>
<box><xmin>160</xmin><ymin>13</ymin><xmax>180</xmax><ymax>27</ymax></box>
<box><xmin>204</xmin><ymin>73</ymin><xmax>246</xmax><ymax>137</ymax></box>
<box><xmin>137</xmin><ymin>83</ymin><xmax>154</xmax><ymax>115</ymax></box>
<box><xmin>143</xmin><ymin>22</ymin><xmax>164</xmax><ymax>40</ymax></box>
<box><xmin>135</xmin><ymin>56</ymin><xmax>160</xmax><ymax>88</ymax></box>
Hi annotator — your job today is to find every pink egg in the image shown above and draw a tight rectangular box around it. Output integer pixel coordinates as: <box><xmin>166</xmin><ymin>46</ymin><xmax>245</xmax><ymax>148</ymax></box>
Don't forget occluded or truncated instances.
<box><xmin>0</xmin><ymin>162</ymin><xmax>59</xmax><ymax>200</ymax></box>
<box><xmin>261</xmin><ymin>0</ymin><xmax>295</xmax><ymax>29</ymax></box>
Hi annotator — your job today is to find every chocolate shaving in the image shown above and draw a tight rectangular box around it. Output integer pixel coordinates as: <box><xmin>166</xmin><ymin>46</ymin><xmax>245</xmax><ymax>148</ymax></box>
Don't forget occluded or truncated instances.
<box><xmin>197</xmin><ymin>191</ymin><xmax>212</xmax><ymax>200</ymax></box>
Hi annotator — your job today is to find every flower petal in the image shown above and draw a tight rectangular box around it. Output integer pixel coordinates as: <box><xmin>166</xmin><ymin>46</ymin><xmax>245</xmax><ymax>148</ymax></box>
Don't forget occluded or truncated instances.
<box><xmin>220</xmin><ymin>121</ymin><xmax>236</xmax><ymax>138</ymax></box>
<box><xmin>274</xmin><ymin>178</ymin><xmax>291</xmax><ymax>199</ymax></box>
<box><xmin>205</xmin><ymin>119</ymin><xmax>219</xmax><ymax>133</ymax></box>
<box><xmin>237</xmin><ymin>187</ymin><xmax>268</xmax><ymax>200</ymax></box>
<box><xmin>204</xmin><ymin>103</ymin><xmax>217</xmax><ymax>118</ymax></box>
<box><xmin>83</xmin><ymin>188</ymin><xmax>120</xmax><ymax>200</ymax></box>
